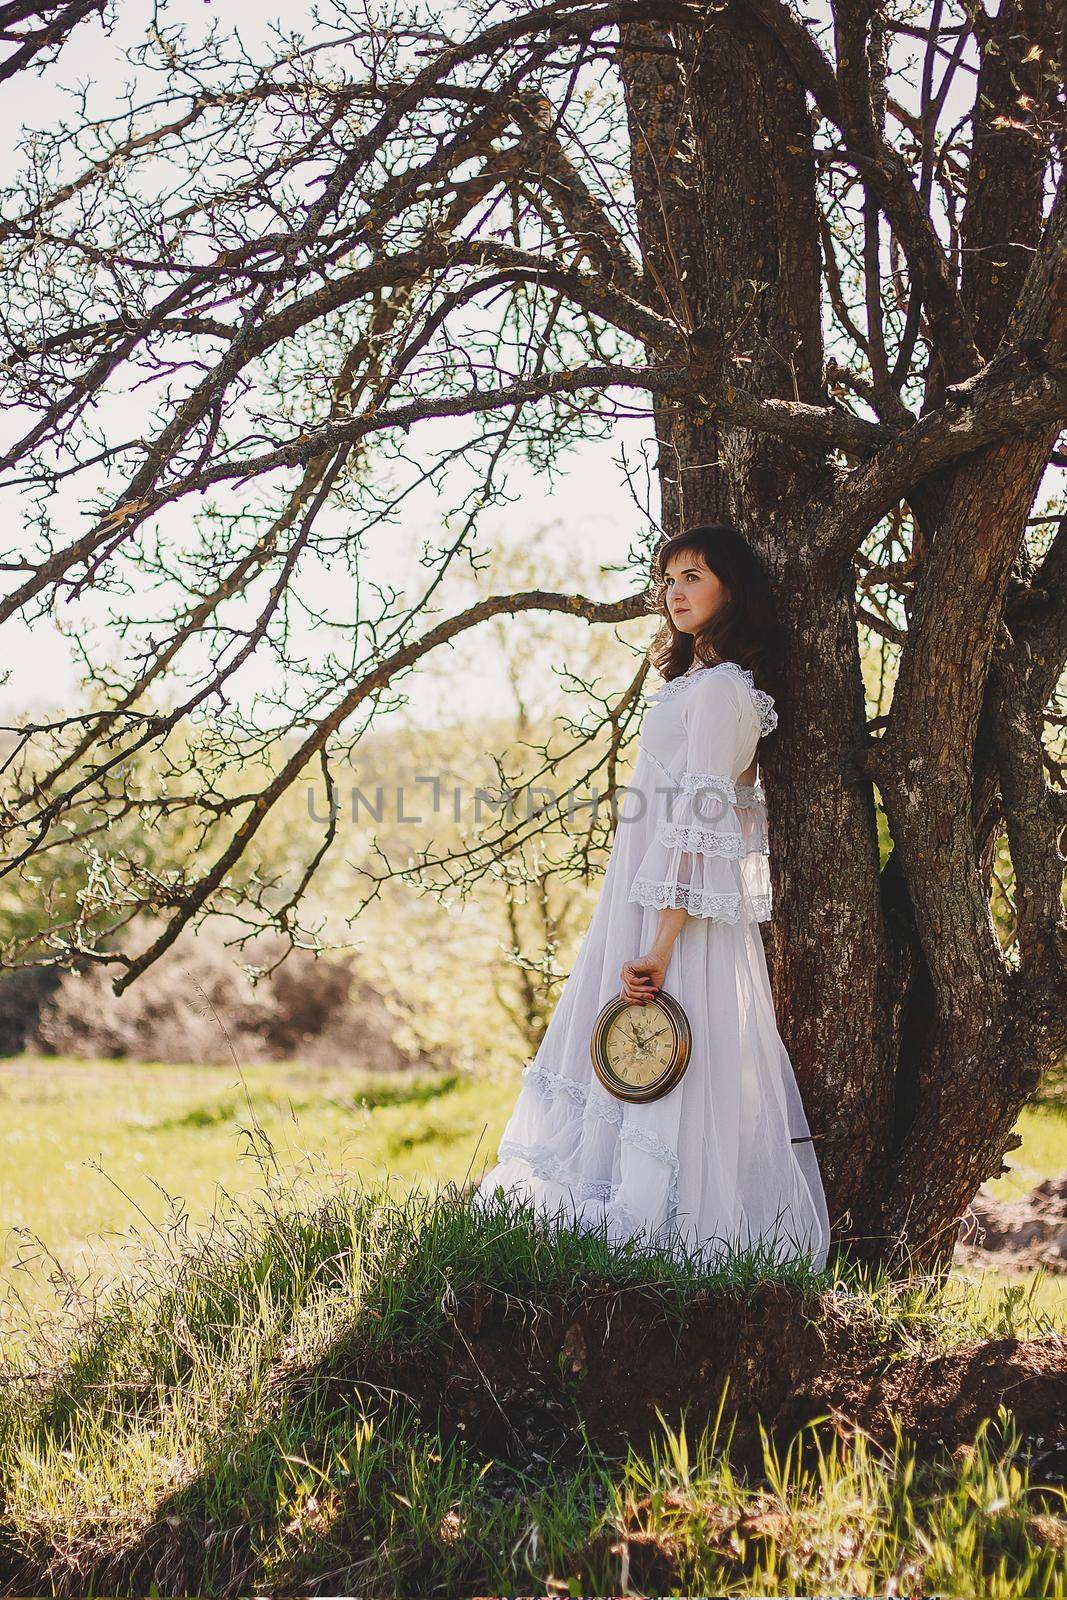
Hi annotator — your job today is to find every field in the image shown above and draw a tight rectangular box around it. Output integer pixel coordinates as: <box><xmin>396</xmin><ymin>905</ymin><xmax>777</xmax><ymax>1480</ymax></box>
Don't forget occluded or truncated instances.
<box><xmin>1</xmin><ymin>1055</ymin><xmax>1067</xmax><ymax>1596</ymax></box>
<box><xmin>2</xmin><ymin>1053</ymin><xmax>1065</xmax><ymax>1340</ymax></box>
<box><xmin>0</xmin><ymin>1055</ymin><xmax>517</xmax><ymax>1339</ymax></box>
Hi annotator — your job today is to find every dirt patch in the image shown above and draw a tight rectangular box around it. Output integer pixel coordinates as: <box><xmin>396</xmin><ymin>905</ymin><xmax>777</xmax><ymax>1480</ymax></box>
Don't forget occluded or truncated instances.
<box><xmin>954</xmin><ymin>1173</ymin><xmax>1067</xmax><ymax>1276</ymax></box>
<box><xmin>434</xmin><ymin>1278</ymin><xmax>823</xmax><ymax>1478</ymax></box>
<box><xmin>782</xmin><ymin>1298</ymin><xmax>1067</xmax><ymax>1482</ymax></box>
<box><xmin>6</xmin><ymin>1286</ymin><xmax>1066</xmax><ymax>1598</ymax></box>
<box><xmin>323</xmin><ymin>1282</ymin><xmax>1067</xmax><ymax>1487</ymax></box>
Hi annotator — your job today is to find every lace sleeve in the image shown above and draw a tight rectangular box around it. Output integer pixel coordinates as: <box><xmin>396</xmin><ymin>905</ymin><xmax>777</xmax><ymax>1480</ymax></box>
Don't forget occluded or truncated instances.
<box><xmin>627</xmin><ymin>671</ymin><xmax>768</xmax><ymax>921</ymax></box>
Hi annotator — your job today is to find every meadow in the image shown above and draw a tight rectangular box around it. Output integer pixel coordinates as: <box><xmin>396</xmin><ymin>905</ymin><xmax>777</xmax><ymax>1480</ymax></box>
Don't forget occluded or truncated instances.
<box><xmin>2</xmin><ymin>1052</ymin><xmax>1065</xmax><ymax>1341</ymax></box>
<box><xmin>1</xmin><ymin>1055</ymin><xmax>1066</xmax><ymax>1596</ymax></box>
<box><xmin>0</xmin><ymin>1055</ymin><xmax>517</xmax><ymax>1342</ymax></box>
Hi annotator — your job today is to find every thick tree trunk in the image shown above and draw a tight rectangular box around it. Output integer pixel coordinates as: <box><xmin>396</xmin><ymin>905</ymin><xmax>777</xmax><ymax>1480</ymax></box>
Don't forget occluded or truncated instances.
<box><xmin>619</xmin><ymin>13</ymin><xmax>899</xmax><ymax>1258</ymax></box>
<box><xmin>618</xmin><ymin>10</ymin><xmax>1066</xmax><ymax>1276</ymax></box>
<box><xmin>3</xmin><ymin>0</ymin><xmax>1062</xmax><ymax>1279</ymax></box>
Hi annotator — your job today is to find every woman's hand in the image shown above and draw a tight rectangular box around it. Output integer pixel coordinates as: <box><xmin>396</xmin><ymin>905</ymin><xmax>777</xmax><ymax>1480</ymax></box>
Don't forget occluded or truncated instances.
<box><xmin>620</xmin><ymin>949</ymin><xmax>668</xmax><ymax>1005</ymax></box>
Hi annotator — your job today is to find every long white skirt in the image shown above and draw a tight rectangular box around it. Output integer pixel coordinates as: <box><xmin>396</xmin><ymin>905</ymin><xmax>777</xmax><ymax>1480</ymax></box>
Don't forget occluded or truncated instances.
<box><xmin>471</xmin><ymin>877</ymin><xmax>832</xmax><ymax>1274</ymax></box>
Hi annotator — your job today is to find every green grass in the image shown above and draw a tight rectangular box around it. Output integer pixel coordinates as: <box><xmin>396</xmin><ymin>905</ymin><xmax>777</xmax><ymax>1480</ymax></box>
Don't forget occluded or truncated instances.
<box><xmin>0</xmin><ymin>1055</ymin><xmax>515</xmax><ymax>1338</ymax></box>
<box><xmin>949</xmin><ymin>1097</ymin><xmax>1067</xmax><ymax>1327</ymax></box>
<box><xmin>0</xmin><ymin>1178</ymin><xmax>1064</xmax><ymax>1597</ymax></box>
<box><xmin>1</xmin><ymin>1052</ymin><xmax>1066</xmax><ymax>1595</ymax></box>
<box><xmin>3</xmin><ymin>1054</ymin><xmax>1066</xmax><ymax>1343</ymax></box>
<box><xmin>986</xmin><ymin>1100</ymin><xmax>1067</xmax><ymax>1204</ymax></box>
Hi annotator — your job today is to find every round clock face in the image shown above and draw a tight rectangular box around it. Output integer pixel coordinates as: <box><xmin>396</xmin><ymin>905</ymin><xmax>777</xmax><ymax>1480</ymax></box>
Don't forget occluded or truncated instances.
<box><xmin>590</xmin><ymin>991</ymin><xmax>691</xmax><ymax>1103</ymax></box>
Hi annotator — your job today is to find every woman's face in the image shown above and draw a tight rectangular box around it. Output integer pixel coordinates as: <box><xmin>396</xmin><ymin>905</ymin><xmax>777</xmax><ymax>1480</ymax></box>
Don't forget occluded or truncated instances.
<box><xmin>662</xmin><ymin>549</ymin><xmax>729</xmax><ymax>635</ymax></box>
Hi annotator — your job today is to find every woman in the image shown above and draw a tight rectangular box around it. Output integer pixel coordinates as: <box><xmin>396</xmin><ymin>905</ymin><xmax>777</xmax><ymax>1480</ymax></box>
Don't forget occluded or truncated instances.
<box><xmin>471</xmin><ymin>523</ymin><xmax>832</xmax><ymax>1273</ymax></box>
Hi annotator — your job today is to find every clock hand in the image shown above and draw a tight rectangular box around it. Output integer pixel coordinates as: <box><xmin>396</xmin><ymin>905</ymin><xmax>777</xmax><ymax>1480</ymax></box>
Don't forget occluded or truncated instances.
<box><xmin>623</xmin><ymin>1038</ymin><xmax>651</xmax><ymax>1062</ymax></box>
<box><xmin>625</xmin><ymin>1020</ymin><xmax>649</xmax><ymax>1052</ymax></box>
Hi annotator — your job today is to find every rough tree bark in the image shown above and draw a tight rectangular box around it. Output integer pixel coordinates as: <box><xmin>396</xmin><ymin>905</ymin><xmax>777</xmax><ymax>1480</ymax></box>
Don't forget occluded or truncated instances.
<box><xmin>619</xmin><ymin>3</ymin><xmax>1066</xmax><ymax>1273</ymax></box>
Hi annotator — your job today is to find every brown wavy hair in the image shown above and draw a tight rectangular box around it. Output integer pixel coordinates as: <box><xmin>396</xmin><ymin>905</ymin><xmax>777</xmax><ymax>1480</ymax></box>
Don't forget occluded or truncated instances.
<box><xmin>647</xmin><ymin>523</ymin><xmax>785</xmax><ymax>715</ymax></box>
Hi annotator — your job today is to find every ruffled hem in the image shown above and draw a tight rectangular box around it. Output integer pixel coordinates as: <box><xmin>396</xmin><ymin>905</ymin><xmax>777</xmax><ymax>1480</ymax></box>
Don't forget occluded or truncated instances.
<box><xmin>495</xmin><ymin>1060</ymin><xmax>682</xmax><ymax>1219</ymax></box>
<box><xmin>476</xmin><ymin>1062</ymin><xmax>829</xmax><ymax>1271</ymax></box>
<box><xmin>488</xmin><ymin>1144</ymin><xmax>651</xmax><ymax>1243</ymax></box>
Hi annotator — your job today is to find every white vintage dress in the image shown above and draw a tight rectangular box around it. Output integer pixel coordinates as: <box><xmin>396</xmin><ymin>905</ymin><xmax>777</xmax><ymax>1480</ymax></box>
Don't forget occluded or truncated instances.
<box><xmin>471</xmin><ymin>659</ymin><xmax>832</xmax><ymax>1272</ymax></box>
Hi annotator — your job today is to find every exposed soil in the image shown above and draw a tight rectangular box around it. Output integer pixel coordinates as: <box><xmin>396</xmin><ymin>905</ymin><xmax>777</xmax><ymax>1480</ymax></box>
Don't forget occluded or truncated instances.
<box><xmin>954</xmin><ymin>1173</ymin><xmax>1067</xmax><ymax>1277</ymax></box>
<box><xmin>331</xmin><ymin>1279</ymin><xmax>1067</xmax><ymax>1488</ymax></box>
<box><xmin>789</xmin><ymin>1298</ymin><xmax>1067</xmax><ymax>1482</ymax></box>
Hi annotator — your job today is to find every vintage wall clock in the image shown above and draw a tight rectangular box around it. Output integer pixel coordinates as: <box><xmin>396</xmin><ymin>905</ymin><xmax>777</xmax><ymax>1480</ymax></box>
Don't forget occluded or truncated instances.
<box><xmin>589</xmin><ymin>990</ymin><xmax>692</xmax><ymax>1104</ymax></box>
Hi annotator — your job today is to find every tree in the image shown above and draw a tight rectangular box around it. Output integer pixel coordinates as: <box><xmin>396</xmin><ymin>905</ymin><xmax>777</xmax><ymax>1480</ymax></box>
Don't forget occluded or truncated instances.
<box><xmin>0</xmin><ymin>0</ymin><xmax>108</xmax><ymax>84</ymax></box>
<box><xmin>0</xmin><ymin>0</ymin><xmax>1064</xmax><ymax>1272</ymax></box>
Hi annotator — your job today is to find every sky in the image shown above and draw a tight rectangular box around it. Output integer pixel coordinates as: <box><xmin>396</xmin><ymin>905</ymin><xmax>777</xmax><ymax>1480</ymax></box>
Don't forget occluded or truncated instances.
<box><xmin>0</xmin><ymin>0</ymin><xmax>660</xmax><ymax>732</ymax></box>
<box><xmin>2</xmin><ymin>2</ymin><xmax>1053</xmax><ymax>739</ymax></box>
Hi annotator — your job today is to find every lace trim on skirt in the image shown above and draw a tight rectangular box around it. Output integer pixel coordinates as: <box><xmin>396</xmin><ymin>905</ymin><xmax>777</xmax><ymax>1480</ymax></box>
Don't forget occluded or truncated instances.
<box><xmin>492</xmin><ymin>1061</ymin><xmax>682</xmax><ymax>1222</ymax></box>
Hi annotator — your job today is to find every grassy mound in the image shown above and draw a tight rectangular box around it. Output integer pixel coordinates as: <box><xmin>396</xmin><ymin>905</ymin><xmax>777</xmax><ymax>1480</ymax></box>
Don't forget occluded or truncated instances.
<box><xmin>1</xmin><ymin>1177</ymin><xmax>1065</xmax><ymax>1597</ymax></box>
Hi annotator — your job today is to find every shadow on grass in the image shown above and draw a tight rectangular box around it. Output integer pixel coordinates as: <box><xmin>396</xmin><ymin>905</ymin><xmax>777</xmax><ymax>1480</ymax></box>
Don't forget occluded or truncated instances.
<box><xmin>5</xmin><ymin>1182</ymin><xmax>1066</xmax><ymax>1597</ymax></box>
<box><xmin>0</xmin><ymin>1181</ymin><xmax>835</xmax><ymax>1596</ymax></box>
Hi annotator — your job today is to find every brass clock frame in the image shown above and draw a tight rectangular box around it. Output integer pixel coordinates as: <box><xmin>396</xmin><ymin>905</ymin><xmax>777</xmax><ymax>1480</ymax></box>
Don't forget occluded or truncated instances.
<box><xmin>590</xmin><ymin>989</ymin><xmax>692</xmax><ymax>1104</ymax></box>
